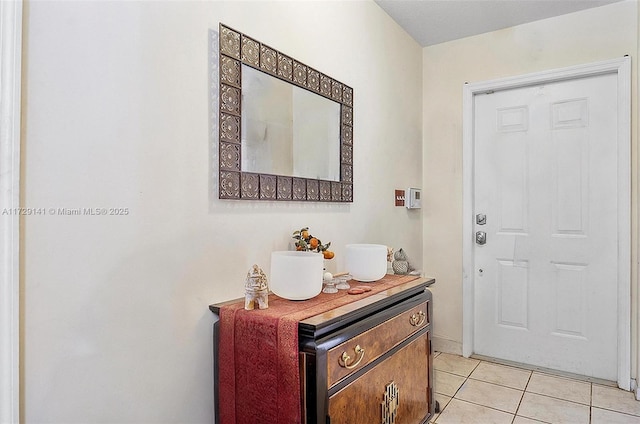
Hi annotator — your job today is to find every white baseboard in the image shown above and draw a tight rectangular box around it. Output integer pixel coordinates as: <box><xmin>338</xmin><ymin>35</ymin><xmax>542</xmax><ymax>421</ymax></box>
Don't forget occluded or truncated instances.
<box><xmin>432</xmin><ymin>336</ymin><xmax>463</xmax><ymax>356</ymax></box>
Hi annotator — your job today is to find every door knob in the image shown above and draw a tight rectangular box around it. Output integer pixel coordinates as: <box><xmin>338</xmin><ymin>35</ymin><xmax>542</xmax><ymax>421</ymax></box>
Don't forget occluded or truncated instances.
<box><xmin>476</xmin><ymin>231</ymin><xmax>486</xmax><ymax>245</ymax></box>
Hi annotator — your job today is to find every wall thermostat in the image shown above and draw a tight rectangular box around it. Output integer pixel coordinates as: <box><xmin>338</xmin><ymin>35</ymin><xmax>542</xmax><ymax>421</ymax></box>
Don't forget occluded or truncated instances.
<box><xmin>406</xmin><ymin>188</ymin><xmax>422</xmax><ymax>209</ymax></box>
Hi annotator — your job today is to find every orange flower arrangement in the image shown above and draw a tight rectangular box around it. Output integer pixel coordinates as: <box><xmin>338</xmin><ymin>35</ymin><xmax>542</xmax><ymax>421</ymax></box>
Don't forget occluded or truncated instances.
<box><xmin>292</xmin><ymin>227</ymin><xmax>334</xmax><ymax>259</ymax></box>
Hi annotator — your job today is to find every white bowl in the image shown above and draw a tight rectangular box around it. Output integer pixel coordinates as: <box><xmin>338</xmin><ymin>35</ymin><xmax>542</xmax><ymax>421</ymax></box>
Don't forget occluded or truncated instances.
<box><xmin>345</xmin><ymin>244</ymin><xmax>388</xmax><ymax>282</ymax></box>
<box><xmin>270</xmin><ymin>251</ymin><xmax>323</xmax><ymax>300</ymax></box>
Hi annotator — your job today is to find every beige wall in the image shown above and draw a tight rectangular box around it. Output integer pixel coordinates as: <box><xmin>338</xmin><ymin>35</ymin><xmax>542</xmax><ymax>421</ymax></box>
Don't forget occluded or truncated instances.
<box><xmin>20</xmin><ymin>1</ymin><xmax>423</xmax><ymax>422</ymax></box>
<box><xmin>22</xmin><ymin>0</ymin><xmax>639</xmax><ymax>420</ymax></box>
<box><xmin>423</xmin><ymin>0</ymin><xmax>639</xmax><ymax>380</ymax></box>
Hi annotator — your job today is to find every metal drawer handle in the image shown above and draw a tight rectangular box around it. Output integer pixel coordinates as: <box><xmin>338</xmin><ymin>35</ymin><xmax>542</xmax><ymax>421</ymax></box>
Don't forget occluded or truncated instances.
<box><xmin>338</xmin><ymin>345</ymin><xmax>365</xmax><ymax>369</ymax></box>
<box><xmin>409</xmin><ymin>310</ymin><xmax>426</xmax><ymax>327</ymax></box>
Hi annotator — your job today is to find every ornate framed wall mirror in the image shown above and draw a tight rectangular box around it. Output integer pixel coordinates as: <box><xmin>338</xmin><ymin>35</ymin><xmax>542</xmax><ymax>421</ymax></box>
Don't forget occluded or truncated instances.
<box><xmin>218</xmin><ymin>23</ymin><xmax>353</xmax><ymax>202</ymax></box>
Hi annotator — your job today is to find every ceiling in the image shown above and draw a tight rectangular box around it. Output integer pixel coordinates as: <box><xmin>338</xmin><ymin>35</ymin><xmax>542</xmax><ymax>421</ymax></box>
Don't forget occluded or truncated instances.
<box><xmin>374</xmin><ymin>0</ymin><xmax>625</xmax><ymax>47</ymax></box>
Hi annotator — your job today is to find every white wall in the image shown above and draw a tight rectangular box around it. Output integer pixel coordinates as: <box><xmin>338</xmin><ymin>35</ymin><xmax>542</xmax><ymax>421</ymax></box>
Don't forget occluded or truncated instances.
<box><xmin>21</xmin><ymin>1</ymin><xmax>423</xmax><ymax>422</ymax></box>
<box><xmin>422</xmin><ymin>0</ymin><xmax>639</xmax><ymax>368</ymax></box>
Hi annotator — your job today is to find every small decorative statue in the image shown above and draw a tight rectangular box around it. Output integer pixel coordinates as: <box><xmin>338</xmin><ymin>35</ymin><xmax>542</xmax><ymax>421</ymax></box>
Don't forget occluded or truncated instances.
<box><xmin>244</xmin><ymin>264</ymin><xmax>269</xmax><ymax>310</ymax></box>
<box><xmin>392</xmin><ymin>248</ymin><xmax>415</xmax><ymax>275</ymax></box>
<box><xmin>386</xmin><ymin>246</ymin><xmax>395</xmax><ymax>274</ymax></box>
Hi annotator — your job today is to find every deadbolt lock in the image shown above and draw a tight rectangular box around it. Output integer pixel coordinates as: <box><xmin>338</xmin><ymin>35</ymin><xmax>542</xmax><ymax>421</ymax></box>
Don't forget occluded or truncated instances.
<box><xmin>476</xmin><ymin>214</ymin><xmax>486</xmax><ymax>225</ymax></box>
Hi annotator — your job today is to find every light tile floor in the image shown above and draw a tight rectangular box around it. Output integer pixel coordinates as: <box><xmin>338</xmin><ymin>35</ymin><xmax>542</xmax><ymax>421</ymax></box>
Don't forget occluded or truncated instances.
<box><xmin>432</xmin><ymin>352</ymin><xmax>640</xmax><ymax>423</ymax></box>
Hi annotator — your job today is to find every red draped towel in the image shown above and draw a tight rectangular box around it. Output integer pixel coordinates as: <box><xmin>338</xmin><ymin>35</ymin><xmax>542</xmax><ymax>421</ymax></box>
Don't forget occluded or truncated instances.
<box><xmin>217</xmin><ymin>274</ymin><xmax>419</xmax><ymax>424</ymax></box>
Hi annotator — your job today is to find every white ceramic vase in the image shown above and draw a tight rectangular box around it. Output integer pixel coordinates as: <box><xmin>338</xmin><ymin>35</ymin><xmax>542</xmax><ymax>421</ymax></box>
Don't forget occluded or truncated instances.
<box><xmin>270</xmin><ymin>251</ymin><xmax>324</xmax><ymax>300</ymax></box>
<box><xmin>345</xmin><ymin>244</ymin><xmax>388</xmax><ymax>282</ymax></box>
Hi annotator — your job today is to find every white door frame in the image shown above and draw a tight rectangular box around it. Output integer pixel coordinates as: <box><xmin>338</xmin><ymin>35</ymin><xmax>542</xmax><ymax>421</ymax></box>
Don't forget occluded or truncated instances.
<box><xmin>0</xmin><ymin>0</ymin><xmax>22</xmax><ymax>422</ymax></box>
<box><xmin>462</xmin><ymin>57</ymin><xmax>631</xmax><ymax>389</ymax></box>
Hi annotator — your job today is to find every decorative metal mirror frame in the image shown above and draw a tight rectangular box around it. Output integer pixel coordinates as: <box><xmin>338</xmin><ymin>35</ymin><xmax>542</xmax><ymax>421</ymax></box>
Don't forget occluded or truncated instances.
<box><xmin>218</xmin><ymin>23</ymin><xmax>353</xmax><ymax>202</ymax></box>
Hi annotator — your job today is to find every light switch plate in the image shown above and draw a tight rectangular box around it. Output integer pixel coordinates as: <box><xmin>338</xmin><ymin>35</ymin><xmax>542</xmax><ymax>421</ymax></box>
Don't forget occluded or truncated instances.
<box><xmin>395</xmin><ymin>190</ymin><xmax>405</xmax><ymax>207</ymax></box>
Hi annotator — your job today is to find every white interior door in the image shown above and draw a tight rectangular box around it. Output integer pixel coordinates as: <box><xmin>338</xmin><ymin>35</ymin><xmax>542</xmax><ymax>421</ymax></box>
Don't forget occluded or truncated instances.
<box><xmin>471</xmin><ymin>70</ymin><xmax>624</xmax><ymax>381</ymax></box>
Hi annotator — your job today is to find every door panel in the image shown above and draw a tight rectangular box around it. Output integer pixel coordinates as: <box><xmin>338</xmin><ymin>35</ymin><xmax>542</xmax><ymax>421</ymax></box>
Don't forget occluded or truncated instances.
<box><xmin>473</xmin><ymin>73</ymin><xmax>618</xmax><ymax>380</ymax></box>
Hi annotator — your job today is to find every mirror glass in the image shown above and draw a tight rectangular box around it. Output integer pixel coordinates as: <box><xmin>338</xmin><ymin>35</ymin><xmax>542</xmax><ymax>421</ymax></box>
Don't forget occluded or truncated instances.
<box><xmin>218</xmin><ymin>23</ymin><xmax>353</xmax><ymax>202</ymax></box>
<box><xmin>242</xmin><ymin>65</ymin><xmax>341</xmax><ymax>181</ymax></box>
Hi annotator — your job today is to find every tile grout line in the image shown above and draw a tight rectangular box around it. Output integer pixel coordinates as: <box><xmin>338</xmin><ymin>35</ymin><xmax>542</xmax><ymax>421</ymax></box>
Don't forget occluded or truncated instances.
<box><xmin>512</xmin><ymin>368</ymin><xmax>534</xmax><ymax>423</ymax></box>
<box><xmin>446</xmin><ymin>397</ymin><xmax>522</xmax><ymax>420</ymax></box>
<box><xmin>525</xmin><ymin>389</ymin><xmax>593</xmax><ymax>407</ymax></box>
<box><xmin>589</xmin><ymin>383</ymin><xmax>593</xmax><ymax>424</ymax></box>
<box><xmin>590</xmin><ymin>405</ymin><xmax>640</xmax><ymax>418</ymax></box>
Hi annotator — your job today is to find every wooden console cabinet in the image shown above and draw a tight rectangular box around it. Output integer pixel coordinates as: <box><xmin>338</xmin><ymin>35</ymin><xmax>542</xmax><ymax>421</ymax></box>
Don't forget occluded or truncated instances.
<box><xmin>211</xmin><ymin>275</ymin><xmax>435</xmax><ymax>424</ymax></box>
<box><xmin>299</xmin><ymin>277</ymin><xmax>434</xmax><ymax>424</ymax></box>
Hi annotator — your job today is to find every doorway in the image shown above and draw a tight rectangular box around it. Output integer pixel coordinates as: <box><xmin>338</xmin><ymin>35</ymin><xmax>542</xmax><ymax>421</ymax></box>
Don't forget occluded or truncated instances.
<box><xmin>462</xmin><ymin>57</ymin><xmax>631</xmax><ymax>389</ymax></box>
<box><xmin>0</xmin><ymin>1</ymin><xmax>23</xmax><ymax>421</ymax></box>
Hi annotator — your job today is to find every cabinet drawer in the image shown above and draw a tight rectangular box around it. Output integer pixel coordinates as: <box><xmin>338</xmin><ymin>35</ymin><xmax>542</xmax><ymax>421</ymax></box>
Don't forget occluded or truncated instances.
<box><xmin>327</xmin><ymin>300</ymin><xmax>429</xmax><ymax>388</ymax></box>
<box><xmin>328</xmin><ymin>332</ymin><xmax>430</xmax><ymax>424</ymax></box>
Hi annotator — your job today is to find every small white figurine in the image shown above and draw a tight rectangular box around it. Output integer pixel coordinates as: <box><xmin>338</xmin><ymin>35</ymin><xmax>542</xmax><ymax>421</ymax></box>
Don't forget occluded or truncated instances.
<box><xmin>244</xmin><ymin>264</ymin><xmax>269</xmax><ymax>310</ymax></box>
